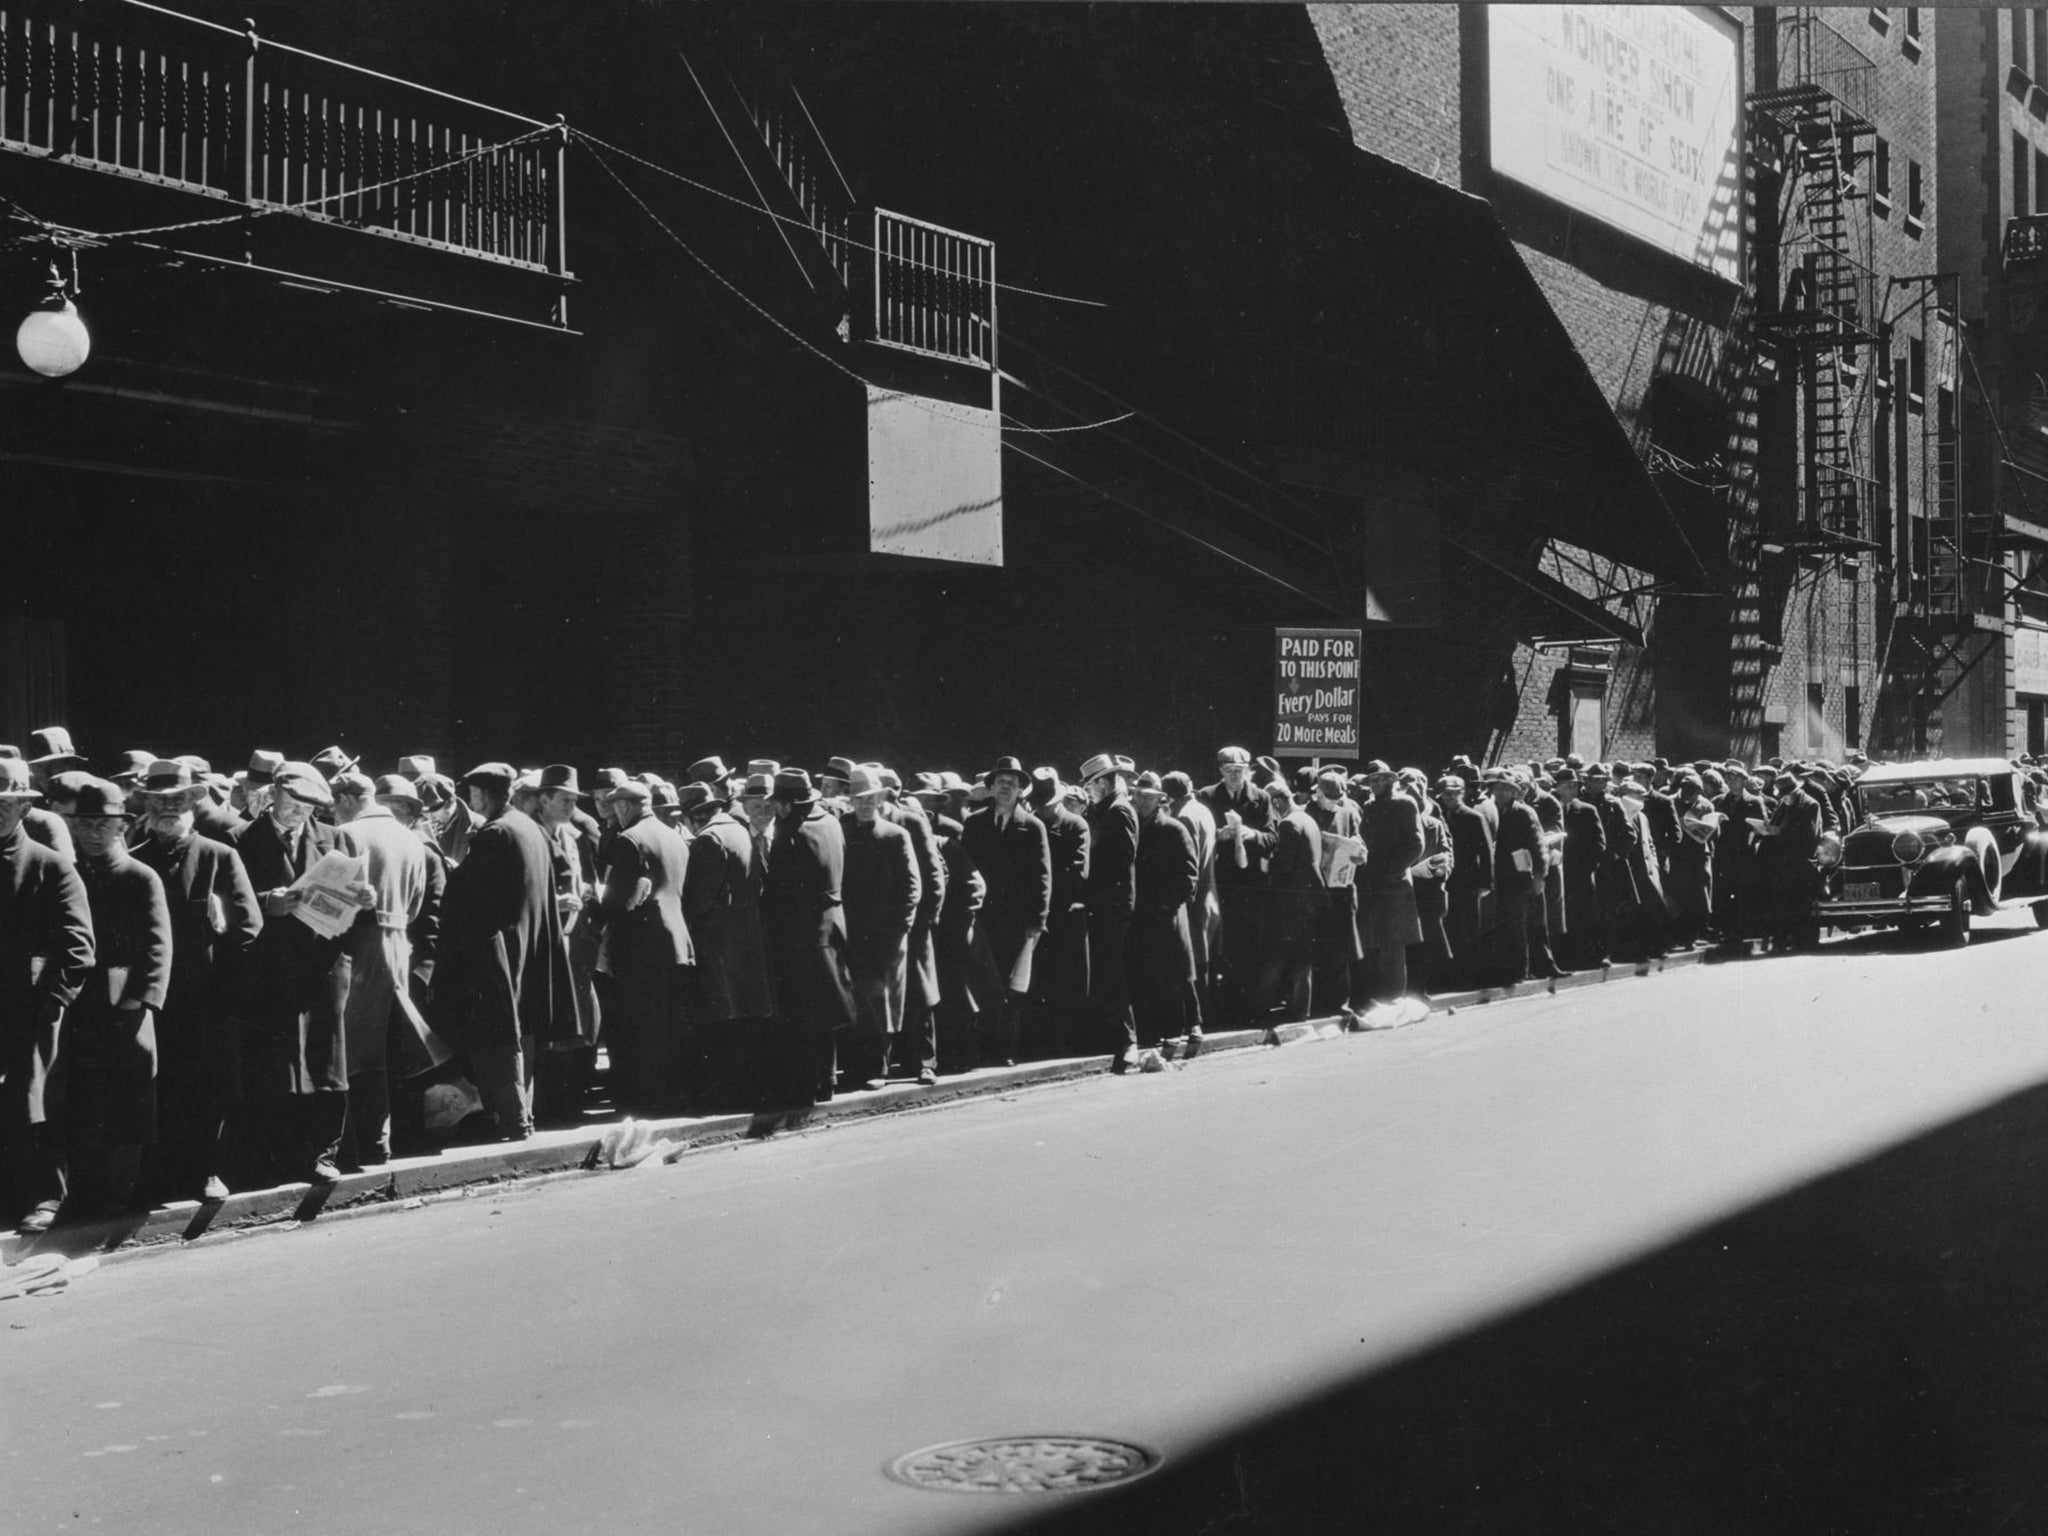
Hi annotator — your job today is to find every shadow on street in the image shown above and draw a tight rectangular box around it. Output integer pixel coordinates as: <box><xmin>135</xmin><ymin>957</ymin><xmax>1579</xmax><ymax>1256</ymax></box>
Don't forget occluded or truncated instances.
<box><xmin>1000</xmin><ymin>1077</ymin><xmax>2048</xmax><ymax>1535</ymax></box>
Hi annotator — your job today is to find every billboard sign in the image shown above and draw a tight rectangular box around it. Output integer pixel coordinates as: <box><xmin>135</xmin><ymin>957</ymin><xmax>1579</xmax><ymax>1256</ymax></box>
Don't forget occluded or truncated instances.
<box><xmin>1274</xmin><ymin>627</ymin><xmax>1362</xmax><ymax>758</ymax></box>
<box><xmin>1488</xmin><ymin>5</ymin><xmax>1742</xmax><ymax>281</ymax></box>
<box><xmin>867</xmin><ymin>384</ymin><xmax>1004</xmax><ymax>565</ymax></box>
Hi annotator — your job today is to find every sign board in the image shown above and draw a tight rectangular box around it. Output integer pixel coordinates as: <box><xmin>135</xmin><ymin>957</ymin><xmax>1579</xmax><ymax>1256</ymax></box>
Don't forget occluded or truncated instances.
<box><xmin>1274</xmin><ymin>627</ymin><xmax>1362</xmax><ymax>758</ymax></box>
<box><xmin>867</xmin><ymin>383</ymin><xmax>1003</xmax><ymax>566</ymax></box>
<box><xmin>1487</xmin><ymin>5</ymin><xmax>1742</xmax><ymax>281</ymax></box>
<box><xmin>2016</xmin><ymin>624</ymin><xmax>2048</xmax><ymax>697</ymax></box>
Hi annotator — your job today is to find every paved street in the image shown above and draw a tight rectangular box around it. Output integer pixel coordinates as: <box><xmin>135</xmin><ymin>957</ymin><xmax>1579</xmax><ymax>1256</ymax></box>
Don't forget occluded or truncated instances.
<box><xmin>11</xmin><ymin>919</ymin><xmax>2048</xmax><ymax>1534</ymax></box>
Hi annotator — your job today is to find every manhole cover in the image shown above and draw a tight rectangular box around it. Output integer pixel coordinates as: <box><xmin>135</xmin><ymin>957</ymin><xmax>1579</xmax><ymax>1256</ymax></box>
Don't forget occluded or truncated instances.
<box><xmin>887</xmin><ymin>1436</ymin><xmax>1160</xmax><ymax>1495</ymax></box>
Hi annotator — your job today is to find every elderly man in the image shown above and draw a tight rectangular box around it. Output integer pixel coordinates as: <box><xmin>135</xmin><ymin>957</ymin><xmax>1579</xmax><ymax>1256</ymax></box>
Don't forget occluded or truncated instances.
<box><xmin>131</xmin><ymin>759</ymin><xmax>262</xmax><ymax>1203</ymax></box>
<box><xmin>596</xmin><ymin>777</ymin><xmax>695</xmax><ymax>1117</ymax></box>
<box><xmin>960</xmin><ymin>755</ymin><xmax>1050</xmax><ymax>1070</ymax></box>
<box><xmin>1197</xmin><ymin>746</ymin><xmax>1271</xmax><ymax>1030</ymax></box>
<box><xmin>438</xmin><ymin>763</ymin><xmax>573</xmax><ymax>1142</ymax></box>
<box><xmin>331</xmin><ymin>769</ymin><xmax>445</xmax><ymax>1167</ymax></box>
<box><xmin>1079</xmin><ymin>752</ymin><xmax>1139</xmax><ymax>1072</ymax></box>
<box><xmin>759</xmin><ymin>769</ymin><xmax>858</xmax><ymax>1126</ymax></box>
<box><xmin>1128</xmin><ymin>771</ymin><xmax>1198</xmax><ymax>1060</ymax></box>
<box><xmin>234</xmin><ymin>762</ymin><xmax>371</xmax><ymax>1186</ymax></box>
<box><xmin>1239</xmin><ymin>777</ymin><xmax>1325</xmax><ymax>1025</ymax></box>
<box><xmin>56</xmin><ymin>779</ymin><xmax>172</xmax><ymax>1221</ymax></box>
<box><xmin>680</xmin><ymin>779</ymin><xmax>775</xmax><ymax>1107</ymax></box>
<box><xmin>839</xmin><ymin>765</ymin><xmax>921</xmax><ymax>1090</ymax></box>
<box><xmin>0</xmin><ymin>757</ymin><xmax>94</xmax><ymax>1234</ymax></box>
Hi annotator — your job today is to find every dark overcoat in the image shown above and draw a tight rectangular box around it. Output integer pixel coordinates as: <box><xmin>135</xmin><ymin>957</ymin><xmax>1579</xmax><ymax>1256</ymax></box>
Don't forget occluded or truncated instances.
<box><xmin>761</xmin><ymin>803</ymin><xmax>857</xmax><ymax>1027</ymax></box>
<box><xmin>681</xmin><ymin>811</ymin><xmax>775</xmax><ymax>1021</ymax></box>
<box><xmin>961</xmin><ymin>804</ymin><xmax>1051</xmax><ymax>989</ymax></box>
<box><xmin>841</xmin><ymin>814</ymin><xmax>920</xmax><ymax>1032</ymax></box>
<box><xmin>1127</xmin><ymin>811</ymin><xmax>1197</xmax><ymax>1001</ymax></box>
<box><xmin>889</xmin><ymin>799</ymin><xmax>945</xmax><ymax>1009</ymax></box>
<box><xmin>234</xmin><ymin>812</ymin><xmax>352</xmax><ymax>1095</ymax></box>
<box><xmin>438</xmin><ymin>808</ymin><xmax>576</xmax><ymax>1053</ymax></box>
<box><xmin>0</xmin><ymin>826</ymin><xmax>94</xmax><ymax>1123</ymax></box>
<box><xmin>133</xmin><ymin>829</ymin><xmax>261</xmax><ymax>1108</ymax></box>
<box><xmin>67</xmin><ymin>853</ymin><xmax>171</xmax><ymax>1144</ymax></box>
<box><xmin>1031</xmin><ymin>800</ymin><xmax>1090</xmax><ymax>1005</ymax></box>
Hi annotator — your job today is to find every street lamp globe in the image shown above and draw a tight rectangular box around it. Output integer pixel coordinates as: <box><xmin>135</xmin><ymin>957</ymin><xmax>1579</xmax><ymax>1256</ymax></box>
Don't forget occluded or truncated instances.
<box><xmin>16</xmin><ymin>298</ymin><xmax>89</xmax><ymax>378</ymax></box>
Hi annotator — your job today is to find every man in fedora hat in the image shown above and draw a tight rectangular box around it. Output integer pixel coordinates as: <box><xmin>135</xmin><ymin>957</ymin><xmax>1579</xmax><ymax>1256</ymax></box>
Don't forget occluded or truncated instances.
<box><xmin>26</xmin><ymin>726</ymin><xmax>86</xmax><ymax>787</ymax></box>
<box><xmin>58</xmin><ymin>778</ymin><xmax>172</xmax><ymax>1221</ymax></box>
<box><xmin>232</xmin><ymin>762</ymin><xmax>370</xmax><ymax>1185</ymax></box>
<box><xmin>1436</xmin><ymin>772</ymin><xmax>1493</xmax><ymax>990</ymax></box>
<box><xmin>759</xmin><ymin>769</ymin><xmax>858</xmax><ymax>1125</ymax></box>
<box><xmin>1018</xmin><ymin>766</ymin><xmax>1088</xmax><ymax>1060</ymax></box>
<box><xmin>838</xmin><ymin>765</ymin><xmax>921</xmax><ymax>1090</ymax></box>
<box><xmin>1078</xmin><ymin>753</ymin><xmax>1139</xmax><ymax>1071</ymax></box>
<box><xmin>960</xmin><ymin>756</ymin><xmax>1050</xmax><ymax>1070</ymax></box>
<box><xmin>0</xmin><ymin>757</ymin><xmax>94</xmax><ymax>1233</ymax></box>
<box><xmin>131</xmin><ymin>759</ymin><xmax>262</xmax><ymax>1204</ymax></box>
<box><xmin>309</xmin><ymin>746</ymin><xmax>359</xmax><ymax>782</ymax></box>
<box><xmin>1199</xmin><ymin>746</ymin><xmax>1272</xmax><ymax>1030</ymax></box>
<box><xmin>1163</xmin><ymin>770</ymin><xmax>1217</xmax><ymax>1035</ymax></box>
<box><xmin>596</xmin><ymin>778</ymin><xmax>695</xmax><ymax>1117</ymax></box>
<box><xmin>435</xmin><ymin>763</ymin><xmax>575</xmax><ymax>1141</ymax></box>
<box><xmin>1483</xmin><ymin>769</ymin><xmax>1550</xmax><ymax>985</ymax></box>
<box><xmin>1243</xmin><ymin>776</ymin><xmax>1326</xmax><ymax>1024</ymax></box>
<box><xmin>1352</xmin><ymin>761</ymin><xmax>1423</xmax><ymax>1023</ymax></box>
<box><xmin>0</xmin><ymin>746</ymin><xmax>73</xmax><ymax>860</ymax></box>
<box><xmin>331</xmin><ymin>770</ymin><xmax>447</xmax><ymax>1168</ymax></box>
<box><xmin>680</xmin><ymin>778</ymin><xmax>775</xmax><ymax>1108</ymax></box>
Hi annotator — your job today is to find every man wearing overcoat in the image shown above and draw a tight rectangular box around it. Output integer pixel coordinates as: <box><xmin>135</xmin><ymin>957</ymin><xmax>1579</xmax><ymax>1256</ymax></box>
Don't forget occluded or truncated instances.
<box><xmin>597</xmin><ymin>777</ymin><xmax>695</xmax><ymax>1117</ymax></box>
<box><xmin>680</xmin><ymin>781</ymin><xmax>775</xmax><ymax>1106</ymax></box>
<box><xmin>960</xmin><ymin>755</ymin><xmax>1050</xmax><ymax>1070</ymax></box>
<box><xmin>1079</xmin><ymin>753</ymin><xmax>1139</xmax><ymax>1070</ymax></box>
<box><xmin>760</xmin><ymin>769</ymin><xmax>858</xmax><ymax>1120</ymax></box>
<box><xmin>839</xmin><ymin>765</ymin><xmax>921</xmax><ymax>1089</ymax></box>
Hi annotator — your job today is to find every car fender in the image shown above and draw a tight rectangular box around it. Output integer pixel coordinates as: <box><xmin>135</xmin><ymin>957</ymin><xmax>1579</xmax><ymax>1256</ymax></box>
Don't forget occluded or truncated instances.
<box><xmin>2008</xmin><ymin>827</ymin><xmax>2048</xmax><ymax>897</ymax></box>
<box><xmin>1908</xmin><ymin>844</ymin><xmax>1985</xmax><ymax>905</ymax></box>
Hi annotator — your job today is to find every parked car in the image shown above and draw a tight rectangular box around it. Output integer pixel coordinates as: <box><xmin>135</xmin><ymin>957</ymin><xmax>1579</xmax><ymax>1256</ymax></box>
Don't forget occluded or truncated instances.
<box><xmin>1812</xmin><ymin>757</ymin><xmax>2048</xmax><ymax>946</ymax></box>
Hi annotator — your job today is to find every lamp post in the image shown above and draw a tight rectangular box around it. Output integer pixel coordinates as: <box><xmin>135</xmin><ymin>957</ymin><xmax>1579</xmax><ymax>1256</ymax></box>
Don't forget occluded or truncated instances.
<box><xmin>15</xmin><ymin>261</ymin><xmax>89</xmax><ymax>378</ymax></box>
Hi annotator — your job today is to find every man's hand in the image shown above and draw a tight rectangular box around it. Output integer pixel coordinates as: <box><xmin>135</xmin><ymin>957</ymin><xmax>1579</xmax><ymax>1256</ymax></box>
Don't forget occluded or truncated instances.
<box><xmin>260</xmin><ymin>887</ymin><xmax>300</xmax><ymax>917</ymax></box>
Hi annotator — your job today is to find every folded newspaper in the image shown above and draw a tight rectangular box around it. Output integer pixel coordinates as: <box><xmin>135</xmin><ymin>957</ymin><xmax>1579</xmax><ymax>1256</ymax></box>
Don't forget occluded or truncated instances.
<box><xmin>288</xmin><ymin>850</ymin><xmax>368</xmax><ymax>939</ymax></box>
<box><xmin>1320</xmin><ymin>832</ymin><xmax>1365</xmax><ymax>889</ymax></box>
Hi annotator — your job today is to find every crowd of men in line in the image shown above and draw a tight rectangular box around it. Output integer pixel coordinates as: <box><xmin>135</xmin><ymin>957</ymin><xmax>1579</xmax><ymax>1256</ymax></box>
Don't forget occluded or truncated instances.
<box><xmin>0</xmin><ymin>722</ymin><xmax>1933</xmax><ymax>1236</ymax></box>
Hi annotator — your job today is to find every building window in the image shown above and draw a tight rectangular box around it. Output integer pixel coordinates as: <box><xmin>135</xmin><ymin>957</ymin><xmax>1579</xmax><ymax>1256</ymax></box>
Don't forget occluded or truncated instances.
<box><xmin>1869</xmin><ymin>7</ymin><xmax>1890</xmax><ymax>33</ymax></box>
<box><xmin>2020</xmin><ymin>132</ymin><xmax>2033</xmax><ymax>218</ymax></box>
<box><xmin>1845</xmin><ymin>685</ymin><xmax>1863</xmax><ymax>748</ymax></box>
<box><xmin>1909</xmin><ymin>336</ymin><xmax>1926</xmax><ymax>412</ymax></box>
<box><xmin>1905</xmin><ymin>7</ymin><xmax>1923</xmax><ymax>59</ymax></box>
<box><xmin>1906</xmin><ymin>159</ymin><xmax>1925</xmax><ymax>236</ymax></box>
<box><xmin>1873</xmin><ymin>136</ymin><xmax>1891</xmax><ymax>216</ymax></box>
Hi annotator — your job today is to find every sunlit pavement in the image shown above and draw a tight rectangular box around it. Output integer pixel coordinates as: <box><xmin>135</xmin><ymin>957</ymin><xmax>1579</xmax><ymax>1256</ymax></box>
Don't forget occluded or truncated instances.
<box><xmin>9</xmin><ymin>910</ymin><xmax>2048</xmax><ymax>1535</ymax></box>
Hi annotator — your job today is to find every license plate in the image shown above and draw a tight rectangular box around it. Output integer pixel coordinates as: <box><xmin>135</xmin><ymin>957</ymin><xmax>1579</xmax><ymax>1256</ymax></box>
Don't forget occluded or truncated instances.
<box><xmin>1843</xmin><ymin>881</ymin><xmax>1882</xmax><ymax>903</ymax></box>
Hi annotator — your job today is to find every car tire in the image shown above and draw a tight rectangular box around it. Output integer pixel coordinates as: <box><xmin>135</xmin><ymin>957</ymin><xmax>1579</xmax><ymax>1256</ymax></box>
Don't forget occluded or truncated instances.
<box><xmin>1940</xmin><ymin>879</ymin><xmax>1971</xmax><ymax>949</ymax></box>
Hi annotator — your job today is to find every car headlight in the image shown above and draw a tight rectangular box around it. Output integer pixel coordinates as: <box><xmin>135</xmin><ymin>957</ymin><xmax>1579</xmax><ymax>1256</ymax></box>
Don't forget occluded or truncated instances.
<box><xmin>1815</xmin><ymin>831</ymin><xmax>1843</xmax><ymax>868</ymax></box>
<box><xmin>1892</xmin><ymin>829</ymin><xmax>1925</xmax><ymax>864</ymax></box>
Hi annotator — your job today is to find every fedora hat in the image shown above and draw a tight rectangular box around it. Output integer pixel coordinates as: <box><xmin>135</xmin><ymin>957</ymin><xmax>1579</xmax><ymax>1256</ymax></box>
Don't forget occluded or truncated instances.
<box><xmin>821</xmin><ymin>756</ymin><xmax>857</xmax><ymax>784</ymax></box>
<box><xmin>71</xmin><ymin>778</ymin><xmax>132</xmax><ymax>819</ymax></box>
<box><xmin>1216</xmin><ymin>746</ymin><xmax>1251</xmax><ymax>766</ymax></box>
<box><xmin>27</xmin><ymin>726</ymin><xmax>83</xmax><ymax>768</ymax></box>
<box><xmin>396</xmin><ymin>754</ymin><xmax>437</xmax><ymax>780</ymax></box>
<box><xmin>909</xmin><ymin>772</ymin><xmax>948</xmax><ymax>800</ymax></box>
<box><xmin>686</xmin><ymin>756</ymin><xmax>732</xmax><ymax>786</ymax></box>
<box><xmin>674</xmin><ymin>782</ymin><xmax>718</xmax><ymax>817</ymax></box>
<box><xmin>310</xmin><ymin>745</ymin><xmax>359</xmax><ymax>779</ymax></box>
<box><xmin>139</xmin><ymin>759</ymin><xmax>209</xmax><ymax>798</ymax></box>
<box><xmin>536</xmin><ymin>764</ymin><xmax>582</xmax><ymax>796</ymax></box>
<box><xmin>107</xmin><ymin>749</ymin><xmax>156</xmax><ymax>785</ymax></box>
<box><xmin>246</xmin><ymin>749</ymin><xmax>285</xmax><ymax>785</ymax></box>
<box><xmin>847</xmin><ymin>764</ymin><xmax>888</xmax><ymax>798</ymax></box>
<box><xmin>745</xmin><ymin>759</ymin><xmax>782</xmax><ymax>779</ymax></box>
<box><xmin>0</xmin><ymin>759</ymin><xmax>42</xmax><ymax>800</ymax></box>
<box><xmin>373</xmin><ymin>773</ymin><xmax>423</xmax><ymax>808</ymax></box>
<box><xmin>1028</xmin><ymin>767</ymin><xmax>1062</xmax><ymax>808</ymax></box>
<box><xmin>1131</xmin><ymin>770</ymin><xmax>1166</xmax><ymax>795</ymax></box>
<box><xmin>460</xmin><ymin>762</ymin><xmax>516</xmax><ymax>791</ymax></box>
<box><xmin>773</xmin><ymin>768</ymin><xmax>819</xmax><ymax>804</ymax></box>
<box><xmin>875</xmin><ymin>766</ymin><xmax>903</xmax><ymax>792</ymax></box>
<box><xmin>610</xmin><ymin>778</ymin><xmax>653</xmax><ymax>806</ymax></box>
<box><xmin>1077</xmin><ymin>752</ymin><xmax>1120</xmax><ymax>783</ymax></box>
<box><xmin>739</xmin><ymin>772</ymin><xmax>776</xmax><ymax>799</ymax></box>
<box><xmin>650</xmin><ymin>780</ymin><xmax>680</xmax><ymax>811</ymax></box>
<box><xmin>986</xmin><ymin>755</ymin><xmax>1028</xmax><ymax>785</ymax></box>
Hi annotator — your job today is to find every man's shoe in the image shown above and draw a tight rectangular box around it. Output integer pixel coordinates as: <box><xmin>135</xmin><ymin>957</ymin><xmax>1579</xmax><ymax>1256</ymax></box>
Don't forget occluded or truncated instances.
<box><xmin>307</xmin><ymin>1161</ymin><xmax>343</xmax><ymax>1187</ymax></box>
<box><xmin>15</xmin><ymin>1201</ymin><xmax>60</xmax><ymax>1235</ymax></box>
<box><xmin>1108</xmin><ymin>1051</ymin><xmax>1132</xmax><ymax>1075</ymax></box>
<box><xmin>916</xmin><ymin>1068</ymin><xmax>938</xmax><ymax>1087</ymax></box>
<box><xmin>200</xmin><ymin>1176</ymin><xmax>230</xmax><ymax>1203</ymax></box>
<box><xmin>1183</xmin><ymin>1029</ymin><xmax>1204</xmax><ymax>1059</ymax></box>
<box><xmin>861</xmin><ymin>1078</ymin><xmax>888</xmax><ymax>1093</ymax></box>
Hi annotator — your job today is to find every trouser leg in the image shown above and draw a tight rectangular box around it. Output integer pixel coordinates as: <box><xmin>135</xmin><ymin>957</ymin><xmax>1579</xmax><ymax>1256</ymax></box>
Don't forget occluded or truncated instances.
<box><xmin>298</xmin><ymin>1089</ymin><xmax>348</xmax><ymax>1176</ymax></box>
<box><xmin>472</xmin><ymin>1042</ymin><xmax>533</xmax><ymax>1137</ymax></box>
<box><xmin>346</xmin><ymin>1070</ymin><xmax>391</xmax><ymax>1166</ymax></box>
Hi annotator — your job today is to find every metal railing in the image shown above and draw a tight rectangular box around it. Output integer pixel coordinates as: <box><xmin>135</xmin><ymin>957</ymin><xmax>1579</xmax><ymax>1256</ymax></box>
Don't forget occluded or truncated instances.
<box><xmin>0</xmin><ymin>0</ymin><xmax>563</xmax><ymax>277</ymax></box>
<box><xmin>869</xmin><ymin>206</ymin><xmax>994</xmax><ymax>369</ymax></box>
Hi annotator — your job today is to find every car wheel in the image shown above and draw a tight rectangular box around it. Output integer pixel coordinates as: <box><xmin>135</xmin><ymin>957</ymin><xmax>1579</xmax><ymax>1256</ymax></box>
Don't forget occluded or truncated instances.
<box><xmin>1940</xmin><ymin>879</ymin><xmax>1971</xmax><ymax>949</ymax></box>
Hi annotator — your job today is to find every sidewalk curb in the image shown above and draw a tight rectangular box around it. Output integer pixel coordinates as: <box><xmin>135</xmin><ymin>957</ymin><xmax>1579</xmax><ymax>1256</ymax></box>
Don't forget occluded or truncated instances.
<box><xmin>1</xmin><ymin>946</ymin><xmax>1709</xmax><ymax>1273</ymax></box>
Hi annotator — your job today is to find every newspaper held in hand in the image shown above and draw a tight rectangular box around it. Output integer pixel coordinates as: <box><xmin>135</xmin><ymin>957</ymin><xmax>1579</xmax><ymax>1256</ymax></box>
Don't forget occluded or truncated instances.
<box><xmin>1320</xmin><ymin>832</ymin><xmax>1365</xmax><ymax>889</ymax></box>
<box><xmin>288</xmin><ymin>850</ymin><xmax>368</xmax><ymax>938</ymax></box>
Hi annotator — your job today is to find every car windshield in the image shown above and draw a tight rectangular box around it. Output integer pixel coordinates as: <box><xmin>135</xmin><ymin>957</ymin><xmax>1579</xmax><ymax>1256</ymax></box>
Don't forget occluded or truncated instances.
<box><xmin>1859</xmin><ymin>777</ymin><xmax>1984</xmax><ymax>817</ymax></box>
